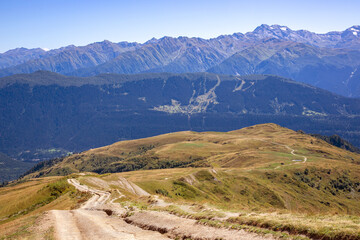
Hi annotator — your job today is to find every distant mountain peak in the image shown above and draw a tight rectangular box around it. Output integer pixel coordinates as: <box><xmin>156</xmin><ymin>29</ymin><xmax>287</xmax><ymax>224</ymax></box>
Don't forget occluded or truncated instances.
<box><xmin>341</xmin><ymin>26</ymin><xmax>360</xmax><ymax>38</ymax></box>
<box><xmin>254</xmin><ymin>24</ymin><xmax>272</xmax><ymax>32</ymax></box>
<box><xmin>100</xmin><ymin>40</ymin><xmax>113</xmax><ymax>44</ymax></box>
<box><xmin>253</xmin><ymin>24</ymin><xmax>291</xmax><ymax>33</ymax></box>
<box><xmin>145</xmin><ymin>37</ymin><xmax>158</xmax><ymax>44</ymax></box>
<box><xmin>348</xmin><ymin>26</ymin><xmax>360</xmax><ymax>36</ymax></box>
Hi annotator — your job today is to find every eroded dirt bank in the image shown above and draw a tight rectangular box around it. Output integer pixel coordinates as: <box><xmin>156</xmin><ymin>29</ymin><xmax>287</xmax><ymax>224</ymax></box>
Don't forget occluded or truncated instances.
<box><xmin>126</xmin><ymin>211</ymin><xmax>273</xmax><ymax>240</ymax></box>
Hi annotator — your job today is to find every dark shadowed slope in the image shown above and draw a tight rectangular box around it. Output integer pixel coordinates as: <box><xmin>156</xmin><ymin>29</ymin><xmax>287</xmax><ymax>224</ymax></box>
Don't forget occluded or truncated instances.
<box><xmin>1</xmin><ymin>71</ymin><xmax>360</xmax><ymax>163</ymax></box>
<box><xmin>0</xmin><ymin>152</ymin><xmax>33</xmax><ymax>182</ymax></box>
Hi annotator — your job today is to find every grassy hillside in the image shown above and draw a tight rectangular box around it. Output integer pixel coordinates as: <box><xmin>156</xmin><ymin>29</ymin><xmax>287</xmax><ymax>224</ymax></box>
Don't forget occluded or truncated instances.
<box><xmin>25</xmin><ymin>123</ymin><xmax>360</xmax><ymax>178</ymax></box>
<box><xmin>84</xmin><ymin>167</ymin><xmax>360</xmax><ymax>239</ymax></box>
<box><xmin>91</xmin><ymin>164</ymin><xmax>360</xmax><ymax>215</ymax></box>
<box><xmin>23</xmin><ymin>123</ymin><xmax>360</xmax><ymax>215</ymax></box>
<box><xmin>0</xmin><ymin>177</ymin><xmax>89</xmax><ymax>239</ymax></box>
<box><xmin>4</xmin><ymin>123</ymin><xmax>360</xmax><ymax>239</ymax></box>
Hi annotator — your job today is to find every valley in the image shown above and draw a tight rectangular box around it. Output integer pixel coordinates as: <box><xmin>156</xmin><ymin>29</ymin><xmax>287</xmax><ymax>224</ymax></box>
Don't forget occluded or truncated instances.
<box><xmin>1</xmin><ymin>71</ymin><xmax>360</xmax><ymax>166</ymax></box>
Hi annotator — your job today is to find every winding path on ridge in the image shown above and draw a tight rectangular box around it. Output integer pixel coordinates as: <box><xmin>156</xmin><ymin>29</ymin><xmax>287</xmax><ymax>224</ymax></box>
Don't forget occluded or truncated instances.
<box><xmin>49</xmin><ymin>178</ymin><xmax>274</xmax><ymax>240</ymax></box>
<box><xmin>257</xmin><ymin>139</ymin><xmax>307</xmax><ymax>169</ymax></box>
<box><xmin>274</xmin><ymin>142</ymin><xmax>307</xmax><ymax>163</ymax></box>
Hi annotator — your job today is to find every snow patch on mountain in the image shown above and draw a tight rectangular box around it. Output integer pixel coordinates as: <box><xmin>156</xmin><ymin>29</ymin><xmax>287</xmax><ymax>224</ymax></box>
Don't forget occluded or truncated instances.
<box><xmin>350</xmin><ymin>28</ymin><xmax>359</xmax><ymax>36</ymax></box>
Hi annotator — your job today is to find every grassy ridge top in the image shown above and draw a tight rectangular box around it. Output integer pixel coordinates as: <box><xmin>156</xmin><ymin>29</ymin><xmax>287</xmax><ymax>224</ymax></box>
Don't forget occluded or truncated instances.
<box><xmin>73</xmin><ymin>123</ymin><xmax>359</xmax><ymax>215</ymax></box>
<box><xmin>21</xmin><ymin>123</ymin><xmax>360</xmax><ymax>216</ymax></box>
<box><xmin>25</xmin><ymin>123</ymin><xmax>360</xmax><ymax>178</ymax></box>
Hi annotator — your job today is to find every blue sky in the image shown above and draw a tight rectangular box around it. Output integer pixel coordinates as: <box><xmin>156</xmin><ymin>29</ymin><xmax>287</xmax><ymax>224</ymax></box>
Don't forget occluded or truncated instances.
<box><xmin>0</xmin><ymin>0</ymin><xmax>359</xmax><ymax>53</ymax></box>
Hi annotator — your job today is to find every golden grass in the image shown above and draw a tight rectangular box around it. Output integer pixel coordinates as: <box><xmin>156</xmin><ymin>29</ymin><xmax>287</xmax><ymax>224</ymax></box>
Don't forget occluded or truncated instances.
<box><xmin>228</xmin><ymin>212</ymin><xmax>360</xmax><ymax>239</ymax></box>
<box><xmin>0</xmin><ymin>177</ymin><xmax>62</xmax><ymax>219</ymax></box>
<box><xmin>106</xmin><ymin>167</ymin><xmax>360</xmax><ymax>239</ymax></box>
<box><xmin>25</xmin><ymin>123</ymin><xmax>360</xmax><ymax>178</ymax></box>
<box><xmin>0</xmin><ymin>177</ymin><xmax>88</xmax><ymax>240</ymax></box>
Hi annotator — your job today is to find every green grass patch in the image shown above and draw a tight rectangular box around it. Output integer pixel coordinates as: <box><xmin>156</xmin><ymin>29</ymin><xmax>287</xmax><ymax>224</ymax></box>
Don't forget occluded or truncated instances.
<box><xmin>174</xmin><ymin>142</ymin><xmax>206</xmax><ymax>149</ymax></box>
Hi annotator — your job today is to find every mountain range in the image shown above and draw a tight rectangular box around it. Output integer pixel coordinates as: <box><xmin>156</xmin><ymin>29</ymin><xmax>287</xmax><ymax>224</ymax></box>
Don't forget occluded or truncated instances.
<box><xmin>1</xmin><ymin>25</ymin><xmax>360</xmax><ymax>97</ymax></box>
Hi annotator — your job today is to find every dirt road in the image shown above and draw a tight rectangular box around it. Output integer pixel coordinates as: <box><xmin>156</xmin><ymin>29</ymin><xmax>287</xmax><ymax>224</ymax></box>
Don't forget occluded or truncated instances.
<box><xmin>52</xmin><ymin>209</ymin><xmax>170</xmax><ymax>240</ymax></box>
<box><xmin>49</xmin><ymin>178</ymin><xmax>274</xmax><ymax>240</ymax></box>
<box><xmin>51</xmin><ymin>179</ymin><xmax>169</xmax><ymax>240</ymax></box>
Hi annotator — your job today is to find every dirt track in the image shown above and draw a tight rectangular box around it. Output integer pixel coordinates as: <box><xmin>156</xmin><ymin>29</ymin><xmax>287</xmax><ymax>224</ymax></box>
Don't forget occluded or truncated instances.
<box><xmin>51</xmin><ymin>179</ymin><xmax>169</xmax><ymax>240</ymax></box>
<box><xmin>52</xmin><ymin>209</ymin><xmax>169</xmax><ymax>240</ymax></box>
<box><xmin>256</xmin><ymin>139</ymin><xmax>307</xmax><ymax>169</ymax></box>
<box><xmin>49</xmin><ymin>178</ymin><xmax>274</xmax><ymax>240</ymax></box>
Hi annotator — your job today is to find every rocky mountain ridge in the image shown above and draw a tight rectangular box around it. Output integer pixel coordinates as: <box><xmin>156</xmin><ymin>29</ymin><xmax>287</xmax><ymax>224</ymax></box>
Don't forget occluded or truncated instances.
<box><xmin>1</xmin><ymin>25</ymin><xmax>360</xmax><ymax>96</ymax></box>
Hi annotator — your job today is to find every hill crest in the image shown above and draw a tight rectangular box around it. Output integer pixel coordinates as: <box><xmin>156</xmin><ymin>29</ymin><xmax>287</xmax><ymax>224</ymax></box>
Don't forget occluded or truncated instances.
<box><xmin>23</xmin><ymin>123</ymin><xmax>360</xmax><ymax>178</ymax></box>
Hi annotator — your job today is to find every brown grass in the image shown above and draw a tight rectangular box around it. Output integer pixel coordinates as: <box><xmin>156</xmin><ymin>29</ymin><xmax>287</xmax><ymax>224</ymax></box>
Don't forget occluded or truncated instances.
<box><xmin>25</xmin><ymin>123</ymin><xmax>360</xmax><ymax>178</ymax></box>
